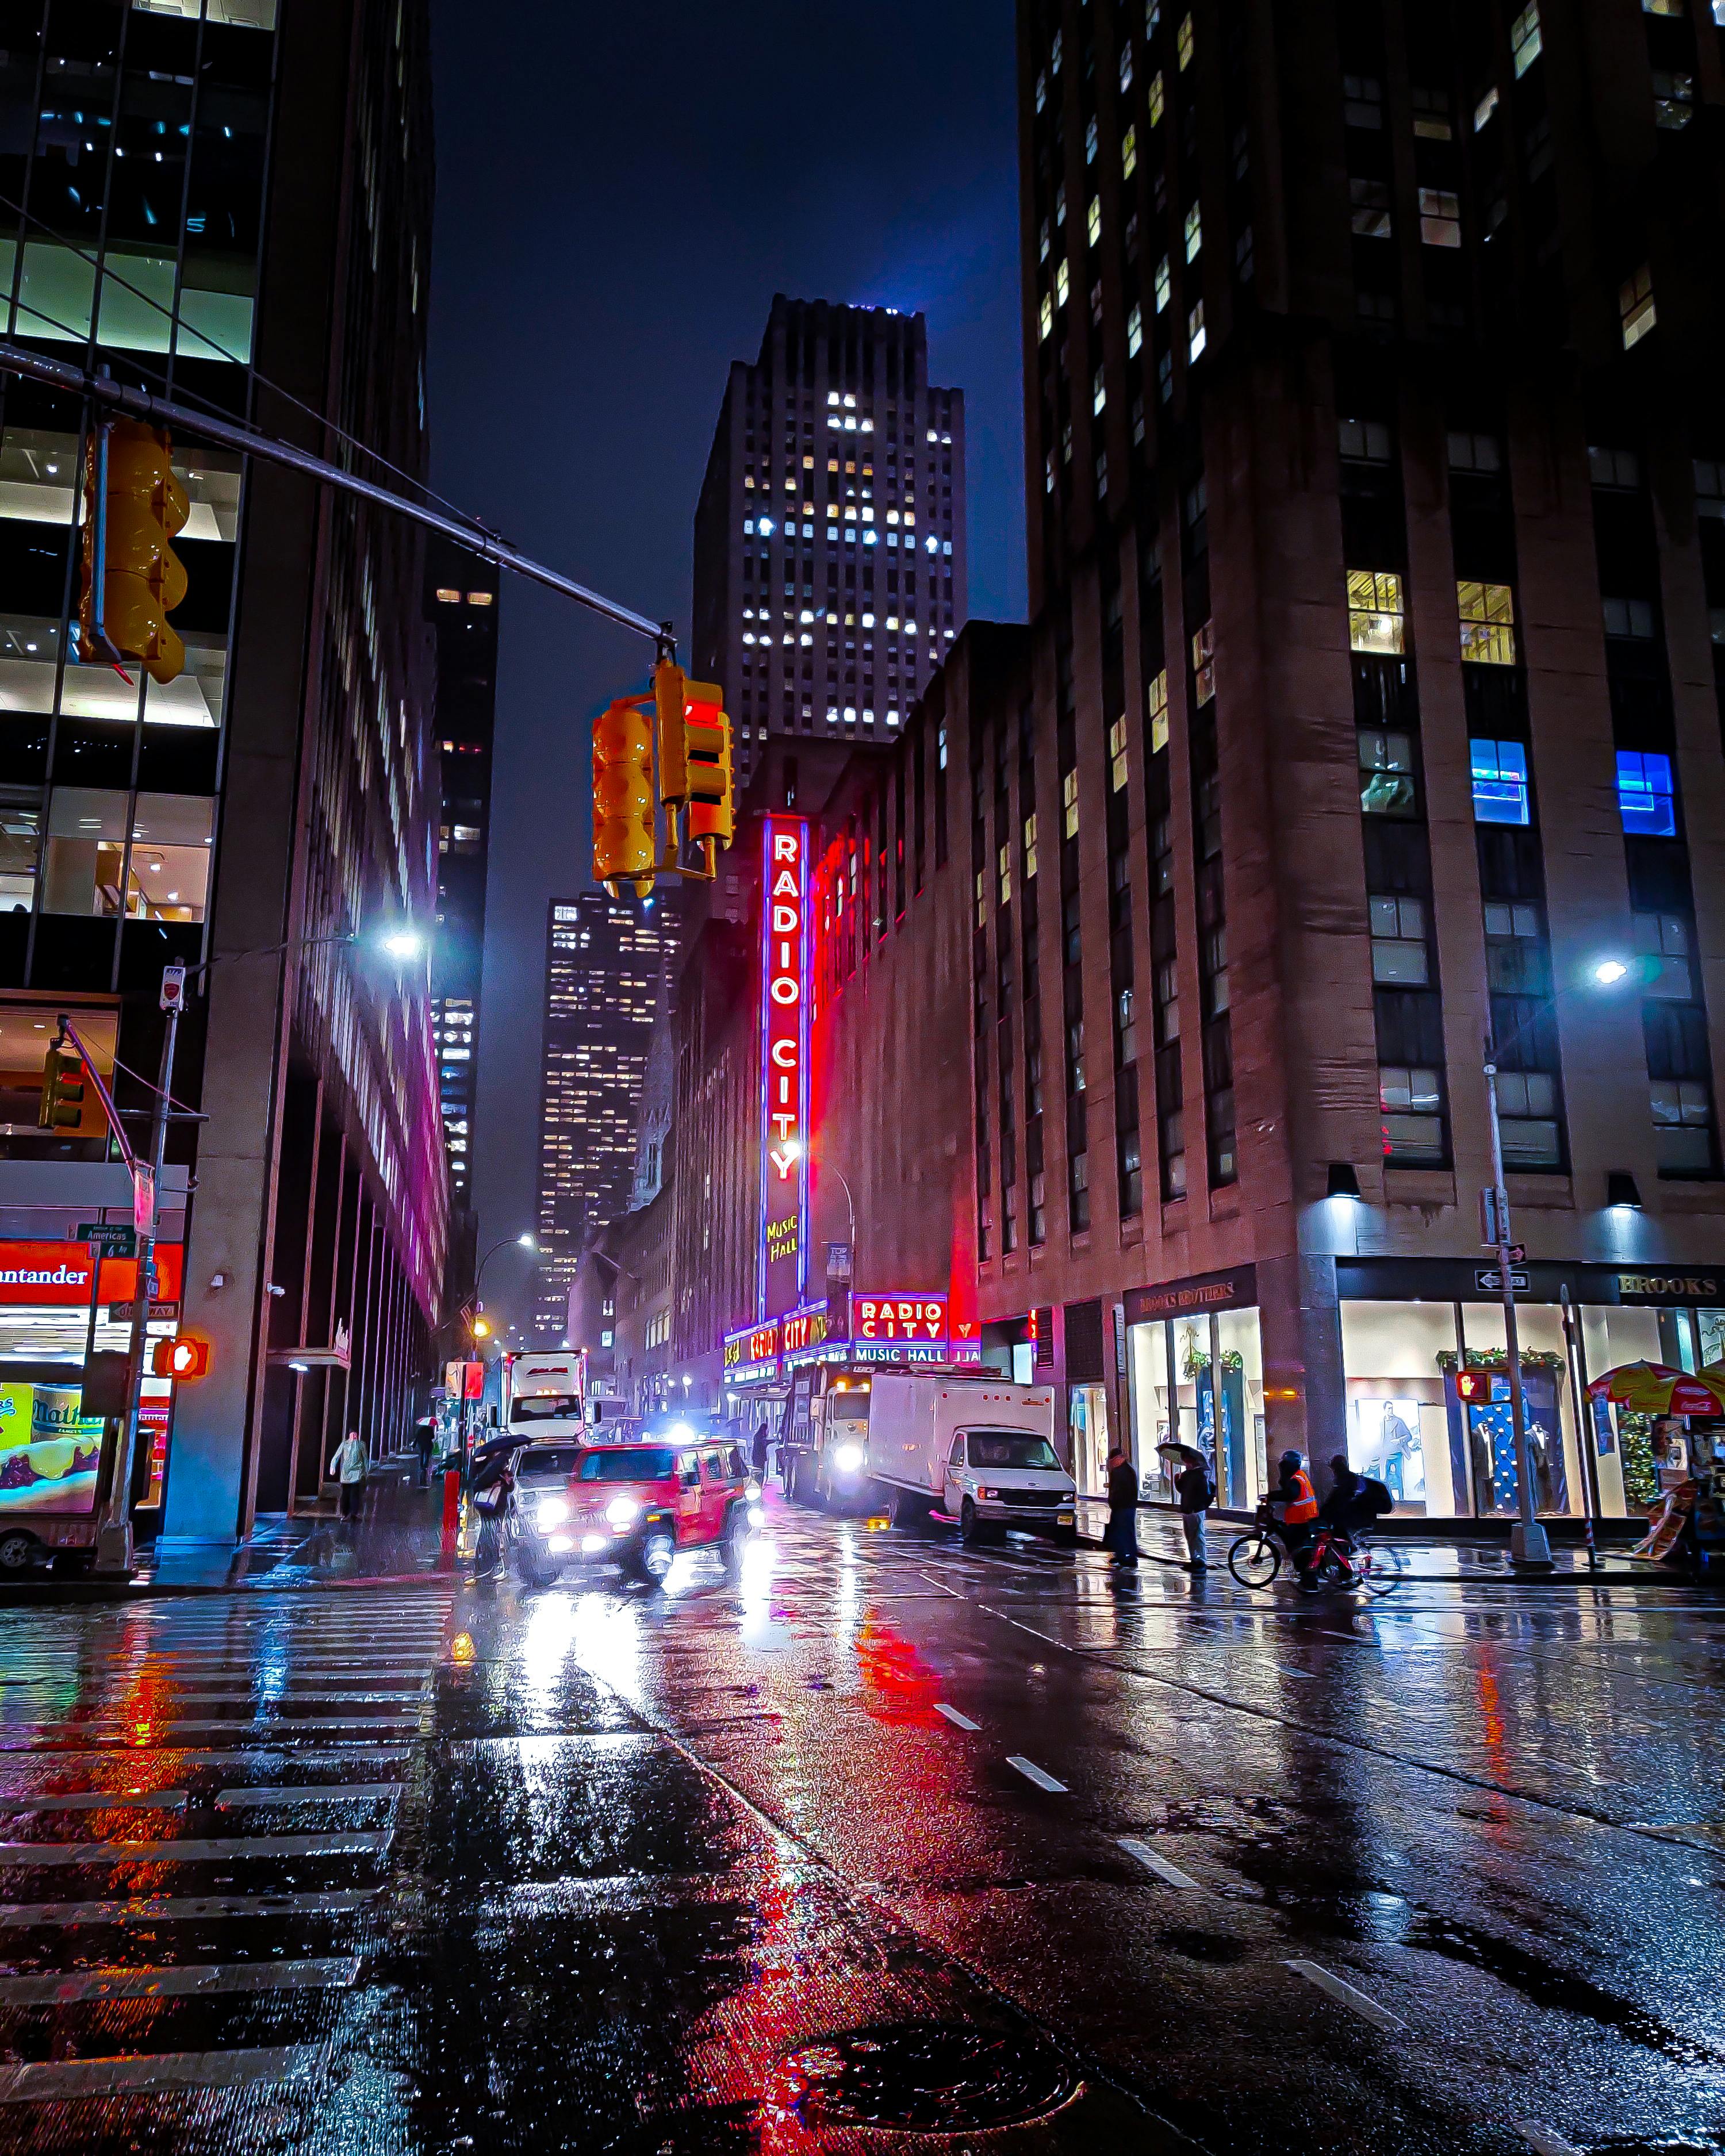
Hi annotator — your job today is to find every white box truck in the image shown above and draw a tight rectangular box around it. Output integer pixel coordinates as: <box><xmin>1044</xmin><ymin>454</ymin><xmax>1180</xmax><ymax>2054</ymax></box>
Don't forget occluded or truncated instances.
<box><xmin>499</xmin><ymin>1351</ymin><xmax>587</xmax><ymax>1443</ymax></box>
<box><xmin>865</xmin><ymin>1371</ymin><xmax>1076</xmax><ymax>1546</ymax></box>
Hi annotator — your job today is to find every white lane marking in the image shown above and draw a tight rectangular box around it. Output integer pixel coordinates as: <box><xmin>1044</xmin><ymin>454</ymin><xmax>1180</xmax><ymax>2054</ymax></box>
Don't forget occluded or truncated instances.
<box><xmin>217</xmin><ymin>1785</ymin><xmax>401</xmax><ymax>1809</ymax></box>
<box><xmin>1516</xmin><ymin>2126</ymin><xmax>1584</xmax><ymax>2156</ymax></box>
<box><xmin>1285</xmin><ymin>1959</ymin><xmax>1407</xmax><ymax>2031</ymax></box>
<box><xmin>0</xmin><ymin>1790</ymin><xmax>187</xmax><ymax>1813</ymax></box>
<box><xmin>0</xmin><ymin>1716</ymin><xmax>421</xmax><ymax>1747</ymax></box>
<box><xmin>0</xmin><ymin>1832</ymin><xmax>390</xmax><ymax>1865</ymax></box>
<box><xmin>933</xmin><ymin>1702</ymin><xmax>980</xmax><ymax>1731</ymax></box>
<box><xmin>916</xmin><ymin>1572</ymin><xmax>965</xmax><ymax>1598</ymax></box>
<box><xmin>1119</xmin><ymin>1836</ymin><xmax>1201</xmax><ymax>1889</ymax></box>
<box><xmin>0</xmin><ymin>1890</ymin><xmax>376</xmax><ymax>1927</ymax></box>
<box><xmin>1006</xmin><ymin>1755</ymin><xmax>1067</xmax><ymax>1793</ymax></box>
<box><xmin>0</xmin><ymin>1956</ymin><xmax>361</xmax><ymax>2004</ymax></box>
<box><xmin>0</xmin><ymin>2042</ymin><xmax>331</xmax><ymax>2101</ymax></box>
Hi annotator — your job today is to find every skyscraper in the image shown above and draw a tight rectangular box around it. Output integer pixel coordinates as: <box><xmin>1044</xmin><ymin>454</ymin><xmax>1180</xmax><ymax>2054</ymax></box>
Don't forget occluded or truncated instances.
<box><xmin>692</xmin><ymin>297</ymin><xmax>968</xmax><ymax>788</ymax></box>
<box><xmin>0</xmin><ymin>0</ymin><xmax>443</xmax><ymax>1548</ymax></box>
<box><xmin>534</xmin><ymin>891</ymin><xmax>678</xmax><ymax>1340</ymax></box>
<box><xmin>968</xmin><ymin>0</ymin><xmax>1725</xmax><ymax>1520</ymax></box>
<box><xmin>427</xmin><ymin>540</ymin><xmax>498</xmax><ymax>1250</ymax></box>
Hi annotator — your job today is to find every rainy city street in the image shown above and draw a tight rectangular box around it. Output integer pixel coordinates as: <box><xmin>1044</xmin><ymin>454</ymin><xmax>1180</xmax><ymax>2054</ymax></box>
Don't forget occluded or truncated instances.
<box><xmin>0</xmin><ymin>1494</ymin><xmax>1719</xmax><ymax>2156</ymax></box>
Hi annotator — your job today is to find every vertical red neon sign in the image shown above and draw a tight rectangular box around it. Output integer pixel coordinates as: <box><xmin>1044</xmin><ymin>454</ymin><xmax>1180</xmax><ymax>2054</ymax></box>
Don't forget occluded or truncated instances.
<box><xmin>759</xmin><ymin>815</ymin><xmax>810</xmax><ymax>1318</ymax></box>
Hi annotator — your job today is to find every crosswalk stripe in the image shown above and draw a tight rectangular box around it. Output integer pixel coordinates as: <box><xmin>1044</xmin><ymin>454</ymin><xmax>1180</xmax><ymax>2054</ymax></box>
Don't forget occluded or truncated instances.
<box><xmin>217</xmin><ymin>1785</ymin><xmax>401</xmax><ymax>1808</ymax></box>
<box><xmin>0</xmin><ymin>1890</ymin><xmax>376</xmax><ymax>1927</ymax></box>
<box><xmin>0</xmin><ymin>1717</ymin><xmax>420</xmax><ymax>1746</ymax></box>
<box><xmin>0</xmin><ymin>1791</ymin><xmax>188</xmax><ymax>1813</ymax></box>
<box><xmin>0</xmin><ymin>2041</ymin><xmax>331</xmax><ymax>2101</ymax></box>
<box><xmin>0</xmin><ymin>1832</ymin><xmax>390</xmax><ymax>1863</ymax></box>
<box><xmin>0</xmin><ymin>1956</ymin><xmax>361</xmax><ymax>2004</ymax></box>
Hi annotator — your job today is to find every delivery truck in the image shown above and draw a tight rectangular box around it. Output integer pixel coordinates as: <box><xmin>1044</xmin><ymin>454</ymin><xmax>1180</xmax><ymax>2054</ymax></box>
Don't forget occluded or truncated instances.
<box><xmin>498</xmin><ymin>1350</ymin><xmax>586</xmax><ymax>1443</ymax></box>
<box><xmin>856</xmin><ymin>1369</ymin><xmax>1076</xmax><ymax>1545</ymax></box>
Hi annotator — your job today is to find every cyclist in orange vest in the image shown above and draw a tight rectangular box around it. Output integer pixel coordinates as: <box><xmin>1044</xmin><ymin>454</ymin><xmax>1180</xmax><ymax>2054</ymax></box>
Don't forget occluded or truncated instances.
<box><xmin>1271</xmin><ymin>1449</ymin><xmax>1321</xmax><ymax>1583</ymax></box>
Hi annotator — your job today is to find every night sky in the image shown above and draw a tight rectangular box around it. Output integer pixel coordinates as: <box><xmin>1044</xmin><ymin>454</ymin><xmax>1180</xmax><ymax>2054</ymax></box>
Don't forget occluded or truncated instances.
<box><xmin>426</xmin><ymin>0</ymin><xmax>1026</xmax><ymax>1332</ymax></box>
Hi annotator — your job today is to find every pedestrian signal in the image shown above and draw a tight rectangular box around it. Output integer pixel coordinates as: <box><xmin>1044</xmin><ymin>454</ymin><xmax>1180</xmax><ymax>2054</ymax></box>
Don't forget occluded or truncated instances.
<box><xmin>152</xmin><ymin>1336</ymin><xmax>210</xmax><ymax>1379</ymax></box>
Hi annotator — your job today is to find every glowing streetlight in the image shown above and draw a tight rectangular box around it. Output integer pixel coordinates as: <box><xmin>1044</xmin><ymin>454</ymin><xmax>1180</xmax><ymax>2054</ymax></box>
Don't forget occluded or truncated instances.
<box><xmin>517</xmin><ymin>1233</ymin><xmax>536</xmax><ymax>1249</ymax></box>
<box><xmin>1593</xmin><ymin>958</ymin><xmax>1630</xmax><ymax>986</ymax></box>
<box><xmin>379</xmin><ymin>928</ymin><xmax>423</xmax><ymax>961</ymax></box>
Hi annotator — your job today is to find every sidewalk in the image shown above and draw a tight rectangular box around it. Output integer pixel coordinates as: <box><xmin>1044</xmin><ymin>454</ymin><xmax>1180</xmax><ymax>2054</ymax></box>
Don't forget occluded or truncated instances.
<box><xmin>1</xmin><ymin>1458</ymin><xmax>457</xmax><ymax>1602</ymax></box>
<box><xmin>1072</xmin><ymin>1496</ymin><xmax>1684</xmax><ymax>1583</ymax></box>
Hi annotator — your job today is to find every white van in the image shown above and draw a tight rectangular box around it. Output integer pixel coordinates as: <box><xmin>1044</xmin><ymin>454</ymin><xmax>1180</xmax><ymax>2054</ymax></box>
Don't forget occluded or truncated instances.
<box><xmin>866</xmin><ymin>1371</ymin><xmax>1076</xmax><ymax>1545</ymax></box>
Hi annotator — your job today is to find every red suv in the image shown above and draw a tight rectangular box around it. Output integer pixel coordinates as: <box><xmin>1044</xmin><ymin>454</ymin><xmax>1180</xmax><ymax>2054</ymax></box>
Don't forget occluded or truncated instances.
<box><xmin>514</xmin><ymin>1439</ymin><xmax>760</xmax><ymax>1588</ymax></box>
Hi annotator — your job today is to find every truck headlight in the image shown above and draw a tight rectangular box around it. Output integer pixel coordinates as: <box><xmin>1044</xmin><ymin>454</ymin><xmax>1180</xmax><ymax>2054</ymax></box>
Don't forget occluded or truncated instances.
<box><xmin>535</xmin><ymin>1498</ymin><xmax>569</xmax><ymax>1531</ymax></box>
<box><xmin>605</xmin><ymin>1496</ymin><xmax>641</xmax><ymax>1528</ymax></box>
<box><xmin>834</xmin><ymin>1443</ymin><xmax>865</xmax><ymax>1473</ymax></box>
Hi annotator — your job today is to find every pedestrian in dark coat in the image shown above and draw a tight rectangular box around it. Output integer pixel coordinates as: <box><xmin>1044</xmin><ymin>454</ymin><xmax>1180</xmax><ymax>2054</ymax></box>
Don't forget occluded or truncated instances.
<box><xmin>1105</xmin><ymin>1445</ymin><xmax>1139</xmax><ymax>1568</ymax></box>
<box><xmin>1176</xmin><ymin>1454</ymin><xmax>1214</xmax><ymax>1570</ymax></box>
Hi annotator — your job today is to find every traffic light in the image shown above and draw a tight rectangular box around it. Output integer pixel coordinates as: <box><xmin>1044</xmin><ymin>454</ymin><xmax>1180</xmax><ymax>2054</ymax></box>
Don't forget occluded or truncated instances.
<box><xmin>79</xmin><ymin>419</ymin><xmax>189</xmax><ymax>686</ymax></box>
<box><xmin>152</xmin><ymin>1336</ymin><xmax>209</xmax><ymax>1379</ymax></box>
<box><xmin>1455</xmin><ymin>1368</ymin><xmax>1492</xmax><ymax>1403</ymax></box>
<box><xmin>37</xmin><ymin>1045</ymin><xmax>84</xmax><ymax>1130</ymax></box>
<box><xmin>592</xmin><ymin>697</ymin><xmax>656</xmax><ymax>895</ymax></box>
<box><xmin>683</xmin><ymin>678</ymin><xmax>734</xmax><ymax>863</ymax></box>
<box><xmin>653</xmin><ymin>659</ymin><xmax>688</xmax><ymax>804</ymax></box>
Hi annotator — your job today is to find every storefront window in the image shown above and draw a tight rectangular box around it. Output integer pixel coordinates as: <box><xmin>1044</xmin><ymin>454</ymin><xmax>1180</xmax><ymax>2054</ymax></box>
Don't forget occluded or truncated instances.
<box><xmin>1128</xmin><ymin>1298</ymin><xmax>1266</xmax><ymax>1509</ymax></box>
<box><xmin>1340</xmin><ymin>1301</ymin><xmax>1457</xmax><ymax>1515</ymax></box>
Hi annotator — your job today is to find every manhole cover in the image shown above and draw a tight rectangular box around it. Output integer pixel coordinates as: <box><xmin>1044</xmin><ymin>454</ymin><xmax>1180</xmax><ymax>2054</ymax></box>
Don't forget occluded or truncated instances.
<box><xmin>769</xmin><ymin>2021</ymin><xmax>1076</xmax><ymax>2131</ymax></box>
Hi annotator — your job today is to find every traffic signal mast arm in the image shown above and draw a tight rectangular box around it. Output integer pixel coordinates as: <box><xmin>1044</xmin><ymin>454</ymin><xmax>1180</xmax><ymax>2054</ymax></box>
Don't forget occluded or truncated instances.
<box><xmin>52</xmin><ymin>1014</ymin><xmax>138</xmax><ymax>1176</ymax></box>
<box><xmin>0</xmin><ymin>339</ymin><xmax>666</xmax><ymax>647</ymax></box>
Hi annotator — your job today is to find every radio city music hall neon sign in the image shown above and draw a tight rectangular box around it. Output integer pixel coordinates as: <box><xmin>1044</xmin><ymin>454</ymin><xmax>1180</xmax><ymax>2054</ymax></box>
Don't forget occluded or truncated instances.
<box><xmin>759</xmin><ymin>816</ymin><xmax>811</xmax><ymax>1317</ymax></box>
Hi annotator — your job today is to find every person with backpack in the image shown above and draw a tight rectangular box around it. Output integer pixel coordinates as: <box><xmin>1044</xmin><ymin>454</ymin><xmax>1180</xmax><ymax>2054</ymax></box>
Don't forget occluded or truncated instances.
<box><xmin>1175</xmin><ymin>1450</ymin><xmax>1214</xmax><ymax>1570</ymax></box>
<box><xmin>1323</xmin><ymin>1453</ymin><xmax>1394</xmax><ymax>1537</ymax></box>
<box><xmin>1270</xmin><ymin>1449</ymin><xmax>1321</xmax><ymax>1582</ymax></box>
<box><xmin>468</xmin><ymin>1443</ymin><xmax>516</xmax><ymax>1579</ymax></box>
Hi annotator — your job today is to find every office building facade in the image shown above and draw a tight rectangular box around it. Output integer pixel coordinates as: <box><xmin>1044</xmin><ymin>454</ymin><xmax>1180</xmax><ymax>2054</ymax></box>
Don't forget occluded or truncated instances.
<box><xmin>427</xmin><ymin>539</ymin><xmax>497</xmax><ymax>1284</ymax></box>
<box><xmin>691</xmin><ymin>296</ymin><xmax>969</xmax><ymax>789</ymax></box>
<box><xmin>970</xmin><ymin>0</ymin><xmax>1725</xmax><ymax>1517</ymax></box>
<box><xmin>534</xmin><ymin>889</ymin><xmax>677</xmax><ymax>1340</ymax></box>
<box><xmin>0</xmin><ymin>0</ymin><xmax>443</xmax><ymax>1547</ymax></box>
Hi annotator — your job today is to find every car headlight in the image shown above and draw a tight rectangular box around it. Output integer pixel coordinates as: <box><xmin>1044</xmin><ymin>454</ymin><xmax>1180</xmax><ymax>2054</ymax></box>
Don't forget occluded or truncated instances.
<box><xmin>834</xmin><ymin>1443</ymin><xmax>865</xmax><ymax>1473</ymax></box>
<box><xmin>977</xmin><ymin>1487</ymin><xmax>999</xmax><ymax>1501</ymax></box>
<box><xmin>535</xmin><ymin>1498</ymin><xmax>570</xmax><ymax>1531</ymax></box>
<box><xmin>605</xmin><ymin>1495</ymin><xmax>641</xmax><ymax>1527</ymax></box>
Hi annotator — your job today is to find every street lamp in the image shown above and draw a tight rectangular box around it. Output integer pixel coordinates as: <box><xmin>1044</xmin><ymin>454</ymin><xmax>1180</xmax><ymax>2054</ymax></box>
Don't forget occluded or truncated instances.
<box><xmin>379</xmin><ymin>928</ymin><xmax>423</xmax><ymax>962</ymax></box>
<box><xmin>1481</xmin><ymin>954</ymin><xmax>1633</xmax><ymax>1570</ymax></box>
<box><xmin>780</xmin><ymin>1138</ymin><xmax>857</xmax><ymax>1268</ymax></box>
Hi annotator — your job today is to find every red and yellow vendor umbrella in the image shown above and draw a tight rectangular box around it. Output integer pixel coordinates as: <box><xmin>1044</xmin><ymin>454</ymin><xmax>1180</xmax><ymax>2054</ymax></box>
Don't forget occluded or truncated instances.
<box><xmin>1587</xmin><ymin>1361</ymin><xmax>1725</xmax><ymax>1415</ymax></box>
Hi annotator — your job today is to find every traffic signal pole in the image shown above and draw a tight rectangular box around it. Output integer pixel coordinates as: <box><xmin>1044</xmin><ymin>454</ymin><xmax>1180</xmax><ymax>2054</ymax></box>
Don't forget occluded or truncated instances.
<box><xmin>92</xmin><ymin>968</ymin><xmax>182</xmax><ymax>1575</ymax></box>
<box><xmin>0</xmin><ymin>340</ymin><xmax>668</xmax><ymax>648</ymax></box>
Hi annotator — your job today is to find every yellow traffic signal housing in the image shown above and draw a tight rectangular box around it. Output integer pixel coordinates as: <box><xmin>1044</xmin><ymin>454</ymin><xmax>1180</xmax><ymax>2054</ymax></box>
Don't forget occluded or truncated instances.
<box><xmin>37</xmin><ymin>1045</ymin><xmax>85</xmax><ymax>1130</ymax></box>
<box><xmin>684</xmin><ymin>680</ymin><xmax>734</xmax><ymax>857</ymax></box>
<box><xmin>592</xmin><ymin>698</ymin><xmax>656</xmax><ymax>895</ymax></box>
<box><xmin>79</xmin><ymin>420</ymin><xmax>189</xmax><ymax>686</ymax></box>
<box><xmin>653</xmin><ymin>659</ymin><xmax>688</xmax><ymax>804</ymax></box>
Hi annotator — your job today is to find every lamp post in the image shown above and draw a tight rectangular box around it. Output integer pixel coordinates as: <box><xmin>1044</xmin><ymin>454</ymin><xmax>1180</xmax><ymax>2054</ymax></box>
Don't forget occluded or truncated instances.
<box><xmin>1479</xmin><ymin>956</ymin><xmax>1635</xmax><ymax>1571</ymax></box>
<box><xmin>90</xmin><ymin>924</ymin><xmax>415</xmax><ymax>1575</ymax></box>
<box><xmin>780</xmin><ymin>1138</ymin><xmax>856</xmax><ymax>1272</ymax></box>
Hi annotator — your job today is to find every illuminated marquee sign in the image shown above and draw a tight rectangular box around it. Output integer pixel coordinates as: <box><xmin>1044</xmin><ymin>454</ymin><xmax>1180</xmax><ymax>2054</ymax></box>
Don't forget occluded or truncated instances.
<box><xmin>759</xmin><ymin>815</ymin><xmax>811</xmax><ymax>1319</ymax></box>
<box><xmin>723</xmin><ymin>1318</ymin><xmax>781</xmax><ymax>1383</ymax></box>
<box><xmin>781</xmin><ymin>1303</ymin><xmax>829</xmax><ymax>1356</ymax></box>
<box><xmin>853</xmin><ymin>1293</ymin><xmax>948</xmax><ymax>1344</ymax></box>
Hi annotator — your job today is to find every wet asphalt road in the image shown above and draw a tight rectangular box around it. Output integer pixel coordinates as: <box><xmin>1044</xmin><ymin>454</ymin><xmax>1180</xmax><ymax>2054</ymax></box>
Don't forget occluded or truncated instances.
<box><xmin>0</xmin><ymin>1494</ymin><xmax>1720</xmax><ymax>2156</ymax></box>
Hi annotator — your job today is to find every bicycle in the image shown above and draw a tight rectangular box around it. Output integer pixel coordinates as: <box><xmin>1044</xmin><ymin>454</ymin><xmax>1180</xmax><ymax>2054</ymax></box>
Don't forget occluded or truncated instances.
<box><xmin>1227</xmin><ymin>1502</ymin><xmax>1407</xmax><ymax>1595</ymax></box>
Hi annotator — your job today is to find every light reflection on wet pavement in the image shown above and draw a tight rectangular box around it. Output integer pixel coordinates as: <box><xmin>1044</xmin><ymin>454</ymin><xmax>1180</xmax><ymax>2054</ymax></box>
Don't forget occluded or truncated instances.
<box><xmin>0</xmin><ymin>1490</ymin><xmax>1720</xmax><ymax>2154</ymax></box>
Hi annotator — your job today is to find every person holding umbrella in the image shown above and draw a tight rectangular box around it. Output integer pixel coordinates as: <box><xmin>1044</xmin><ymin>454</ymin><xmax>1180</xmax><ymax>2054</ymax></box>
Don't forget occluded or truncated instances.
<box><xmin>1159</xmin><ymin>1441</ymin><xmax>1214</xmax><ymax>1571</ymax></box>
